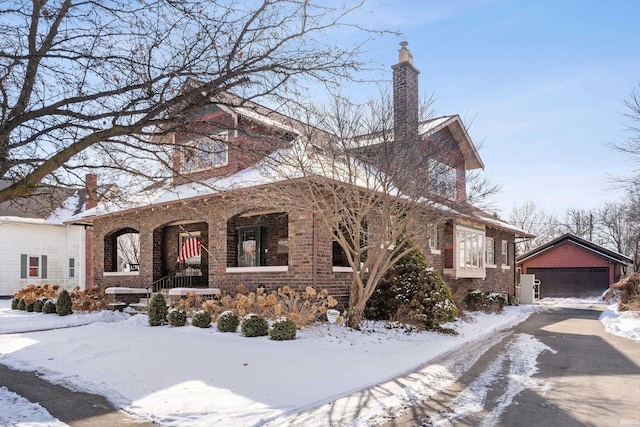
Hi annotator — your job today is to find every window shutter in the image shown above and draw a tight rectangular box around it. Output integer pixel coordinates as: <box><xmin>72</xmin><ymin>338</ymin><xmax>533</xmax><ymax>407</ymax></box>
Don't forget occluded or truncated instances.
<box><xmin>41</xmin><ymin>255</ymin><xmax>48</xmax><ymax>279</ymax></box>
<box><xmin>20</xmin><ymin>254</ymin><xmax>27</xmax><ymax>279</ymax></box>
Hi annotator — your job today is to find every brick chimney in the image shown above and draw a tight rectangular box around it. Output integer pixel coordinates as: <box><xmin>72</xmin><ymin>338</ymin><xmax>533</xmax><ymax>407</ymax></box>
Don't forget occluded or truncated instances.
<box><xmin>392</xmin><ymin>41</ymin><xmax>420</xmax><ymax>143</ymax></box>
<box><xmin>85</xmin><ymin>173</ymin><xmax>98</xmax><ymax>210</ymax></box>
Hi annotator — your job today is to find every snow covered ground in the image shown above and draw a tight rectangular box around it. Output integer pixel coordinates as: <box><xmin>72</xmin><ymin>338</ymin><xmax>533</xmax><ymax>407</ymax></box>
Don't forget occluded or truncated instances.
<box><xmin>0</xmin><ymin>298</ymin><xmax>638</xmax><ymax>427</ymax></box>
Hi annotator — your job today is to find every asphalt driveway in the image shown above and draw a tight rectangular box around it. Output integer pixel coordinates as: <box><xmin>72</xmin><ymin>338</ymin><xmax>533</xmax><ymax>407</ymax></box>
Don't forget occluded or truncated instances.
<box><xmin>382</xmin><ymin>302</ymin><xmax>640</xmax><ymax>427</ymax></box>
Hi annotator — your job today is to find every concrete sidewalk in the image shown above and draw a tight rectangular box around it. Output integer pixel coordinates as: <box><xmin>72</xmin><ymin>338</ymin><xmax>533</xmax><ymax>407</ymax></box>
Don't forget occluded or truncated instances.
<box><xmin>0</xmin><ymin>363</ymin><xmax>156</xmax><ymax>426</ymax></box>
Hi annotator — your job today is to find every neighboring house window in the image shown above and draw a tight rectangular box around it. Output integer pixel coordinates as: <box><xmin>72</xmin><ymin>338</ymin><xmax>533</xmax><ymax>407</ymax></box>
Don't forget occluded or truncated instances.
<box><xmin>428</xmin><ymin>159</ymin><xmax>456</xmax><ymax>200</ymax></box>
<box><xmin>68</xmin><ymin>258</ymin><xmax>76</xmax><ymax>278</ymax></box>
<box><xmin>485</xmin><ymin>237</ymin><xmax>495</xmax><ymax>265</ymax></box>
<box><xmin>238</xmin><ymin>226</ymin><xmax>262</xmax><ymax>267</ymax></box>
<box><xmin>457</xmin><ymin>228</ymin><xmax>484</xmax><ymax>271</ymax></box>
<box><xmin>20</xmin><ymin>254</ymin><xmax>47</xmax><ymax>279</ymax></box>
<box><xmin>179</xmin><ymin>232</ymin><xmax>201</xmax><ymax>266</ymax></box>
<box><xmin>501</xmin><ymin>240</ymin><xmax>509</xmax><ymax>265</ymax></box>
<box><xmin>182</xmin><ymin>133</ymin><xmax>228</xmax><ymax>173</ymax></box>
<box><xmin>428</xmin><ymin>225</ymin><xmax>439</xmax><ymax>252</ymax></box>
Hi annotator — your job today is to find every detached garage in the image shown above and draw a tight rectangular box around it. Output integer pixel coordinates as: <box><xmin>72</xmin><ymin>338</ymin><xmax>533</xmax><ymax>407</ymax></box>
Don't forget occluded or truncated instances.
<box><xmin>517</xmin><ymin>234</ymin><xmax>632</xmax><ymax>298</ymax></box>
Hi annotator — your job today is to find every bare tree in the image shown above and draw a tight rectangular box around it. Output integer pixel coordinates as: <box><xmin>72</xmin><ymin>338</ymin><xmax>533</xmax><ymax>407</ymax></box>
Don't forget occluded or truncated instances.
<box><xmin>610</xmin><ymin>83</ymin><xmax>640</xmax><ymax>188</ymax></box>
<box><xmin>0</xmin><ymin>0</ymin><xmax>380</xmax><ymax>204</ymax></box>
<box><xmin>558</xmin><ymin>208</ymin><xmax>597</xmax><ymax>241</ymax></box>
<box><xmin>508</xmin><ymin>200</ymin><xmax>558</xmax><ymax>254</ymax></box>
<box><xmin>259</xmin><ymin>92</ymin><xmax>496</xmax><ymax>328</ymax></box>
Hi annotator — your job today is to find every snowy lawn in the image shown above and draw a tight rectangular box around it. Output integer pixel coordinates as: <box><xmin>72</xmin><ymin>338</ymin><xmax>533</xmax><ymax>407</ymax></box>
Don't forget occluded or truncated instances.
<box><xmin>0</xmin><ymin>298</ymin><xmax>637</xmax><ymax>427</ymax></box>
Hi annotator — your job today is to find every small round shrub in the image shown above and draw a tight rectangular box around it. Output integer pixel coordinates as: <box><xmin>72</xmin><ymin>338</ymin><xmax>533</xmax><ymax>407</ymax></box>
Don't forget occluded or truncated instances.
<box><xmin>11</xmin><ymin>298</ymin><xmax>19</xmax><ymax>310</ymax></box>
<box><xmin>269</xmin><ymin>317</ymin><xmax>297</xmax><ymax>341</ymax></box>
<box><xmin>25</xmin><ymin>301</ymin><xmax>35</xmax><ymax>312</ymax></box>
<box><xmin>43</xmin><ymin>300</ymin><xmax>57</xmax><ymax>314</ymax></box>
<box><xmin>148</xmin><ymin>293</ymin><xmax>168</xmax><ymax>326</ymax></box>
<box><xmin>241</xmin><ymin>314</ymin><xmax>269</xmax><ymax>337</ymax></box>
<box><xmin>18</xmin><ymin>298</ymin><xmax>26</xmax><ymax>310</ymax></box>
<box><xmin>217</xmin><ymin>311</ymin><xmax>240</xmax><ymax>332</ymax></box>
<box><xmin>192</xmin><ymin>310</ymin><xmax>212</xmax><ymax>328</ymax></box>
<box><xmin>56</xmin><ymin>289</ymin><xmax>73</xmax><ymax>316</ymax></box>
<box><xmin>463</xmin><ymin>290</ymin><xmax>503</xmax><ymax>313</ymax></box>
<box><xmin>34</xmin><ymin>299</ymin><xmax>46</xmax><ymax>313</ymax></box>
<box><xmin>167</xmin><ymin>308</ymin><xmax>187</xmax><ymax>327</ymax></box>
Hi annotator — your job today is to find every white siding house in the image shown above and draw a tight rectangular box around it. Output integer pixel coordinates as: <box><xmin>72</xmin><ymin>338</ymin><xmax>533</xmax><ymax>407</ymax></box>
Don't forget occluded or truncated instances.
<box><xmin>0</xmin><ymin>217</ymin><xmax>86</xmax><ymax>296</ymax></box>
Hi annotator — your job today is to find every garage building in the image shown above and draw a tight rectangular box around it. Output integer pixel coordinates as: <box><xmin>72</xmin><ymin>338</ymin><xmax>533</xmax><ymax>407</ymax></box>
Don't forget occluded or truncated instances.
<box><xmin>517</xmin><ymin>233</ymin><xmax>632</xmax><ymax>298</ymax></box>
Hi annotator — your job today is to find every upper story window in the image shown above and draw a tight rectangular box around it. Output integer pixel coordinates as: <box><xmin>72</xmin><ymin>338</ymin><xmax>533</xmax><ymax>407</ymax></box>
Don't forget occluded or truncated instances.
<box><xmin>428</xmin><ymin>159</ymin><xmax>456</xmax><ymax>200</ymax></box>
<box><xmin>182</xmin><ymin>133</ymin><xmax>229</xmax><ymax>173</ymax></box>
<box><xmin>428</xmin><ymin>225</ymin><xmax>439</xmax><ymax>253</ymax></box>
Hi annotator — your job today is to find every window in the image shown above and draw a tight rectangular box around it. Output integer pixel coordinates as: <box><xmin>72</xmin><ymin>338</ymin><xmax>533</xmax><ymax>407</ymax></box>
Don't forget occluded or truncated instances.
<box><xmin>501</xmin><ymin>240</ymin><xmax>509</xmax><ymax>265</ymax></box>
<box><xmin>238</xmin><ymin>227</ymin><xmax>262</xmax><ymax>267</ymax></box>
<box><xmin>485</xmin><ymin>237</ymin><xmax>495</xmax><ymax>265</ymax></box>
<box><xmin>20</xmin><ymin>254</ymin><xmax>47</xmax><ymax>279</ymax></box>
<box><xmin>182</xmin><ymin>133</ymin><xmax>228</xmax><ymax>173</ymax></box>
<box><xmin>68</xmin><ymin>258</ymin><xmax>76</xmax><ymax>278</ymax></box>
<box><xmin>428</xmin><ymin>159</ymin><xmax>456</xmax><ymax>200</ymax></box>
<box><xmin>179</xmin><ymin>232</ymin><xmax>201</xmax><ymax>266</ymax></box>
<box><xmin>457</xmin><ymin>228</ymin><xmax>484</xmax><ymax>271</ymax></box>
<box><xmin>428</xmin><ymin>225</ymin><xmax>439</xmax><ymax>252</ymax></box>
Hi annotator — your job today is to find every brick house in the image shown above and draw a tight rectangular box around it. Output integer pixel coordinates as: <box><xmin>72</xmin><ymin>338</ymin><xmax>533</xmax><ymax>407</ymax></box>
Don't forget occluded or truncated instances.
<box><xmin>517</xmin><ymin>233</ymin><xmax>632</xmax><ymax>298</ymax></box>
<box><xmin>72</xmin><ymin>44</ymin><xmax>531</xmax><ymax>307</ymax></box>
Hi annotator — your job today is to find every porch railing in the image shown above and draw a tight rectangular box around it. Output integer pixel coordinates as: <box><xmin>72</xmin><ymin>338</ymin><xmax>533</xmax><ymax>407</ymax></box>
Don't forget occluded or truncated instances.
<box><xmin>151</xmin><ymin>271</ymin><xmax>194</xmax><ymax>294</ymax></box>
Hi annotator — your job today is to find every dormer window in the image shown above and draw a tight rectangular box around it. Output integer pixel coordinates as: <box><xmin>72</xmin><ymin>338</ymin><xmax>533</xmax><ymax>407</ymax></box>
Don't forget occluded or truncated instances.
<box><xmin>182</xmin><ymin>132</ymin><xmax>229</xmax><ymax>173</ymax></box>
<box><xmin>428</xmin><ymin>159</ymin><xmax>456</xmax><ymax>200</ymax></box>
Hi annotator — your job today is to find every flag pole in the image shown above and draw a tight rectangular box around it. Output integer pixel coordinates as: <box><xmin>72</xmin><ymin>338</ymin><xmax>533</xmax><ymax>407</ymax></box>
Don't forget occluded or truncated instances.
<box><xmin>178</xmin><ymin>224</ymin><xmax>216</xmax><ymax>260</ymax></box>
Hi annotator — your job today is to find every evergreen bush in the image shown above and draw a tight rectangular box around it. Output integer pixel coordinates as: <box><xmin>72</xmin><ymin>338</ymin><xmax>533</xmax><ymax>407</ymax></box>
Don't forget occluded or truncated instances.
<box><xmin>192</xmin><ymin>310</ymin><xmax>212</xmax><ymax>328</ymax></box>
<box><xmin>217</xmin><ymin>311</ymin><xmax>240</xmax><ymax>332</ymax></box>
<box><xmin>148</xmin><ymin>293</ymin><xmax>168</xmax><ymax>326</ymax></box>
<box><xmin>269</xmin><ymin>317</ymin><xmax>297</xmax><ymax>341</ymax></box>
<box><xmin>241</xmin><ymin>314</ymin><xmax>269</xmax><ymax>337</ymax></box>
<box><xmin>43</xmin><ymin>300</ymin><xmax>57</xmax><ymax>314</ymax></box>
<box><xmin>34</xmin><ymin>298</ymin><xmax>46</xmax><ymax>312</ymax></box>
<box><xmin>18</xmin><ymin>298</ymin><xmax>26</xmax><ymax>310</ymax></box>
<box><xmin>365</xmin><ymin>241</ymin><xmax>458</xmax><ymax>332</ymax></box>
<box><xmin>56</xmin><ymin>289</ymin><xmax>73</xmax><ymax>316</ymax></box>
<box><xmin>25</xmin><ymin>301</ymin><xmax>35</xmax><ymax>312</ymax></box>
<box><xmin>11</xmin><ymin>298</ymin><xmax>19</xmax><ymax>310</ymax></box>
<box><xmin>166</xmin><ymin>308</ymin><xmax>187</xmax><ymax>327</ymax></box>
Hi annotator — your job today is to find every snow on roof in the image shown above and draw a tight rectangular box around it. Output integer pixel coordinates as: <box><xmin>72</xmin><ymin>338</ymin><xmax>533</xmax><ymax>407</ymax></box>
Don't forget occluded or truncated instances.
<box><xmin>46</xmin><ymin>191</ymin><xmax>83</xmax><ymax>224</ymax></box>
<box><xmin>418</xmin><ymin>116</ymin><xmax>453</xmax><ymax>135</ymax></box>
<box><xmin>0</xmin><ymin>216</ymin><xmax>49</xmax><ymax>225</ymax></box>
<box><xmin>234</xmin><ymin>107</ymin><xmax>301</xmax><ymax>135</ymax></box>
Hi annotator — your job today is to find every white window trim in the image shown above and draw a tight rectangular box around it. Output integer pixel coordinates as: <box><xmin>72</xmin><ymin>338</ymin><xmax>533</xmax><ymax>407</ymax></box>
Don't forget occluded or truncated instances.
<box><xmin>444</xmin><ymin>224</ymin><xmax>486</xmax><ymax>279</ymax></box>
<box><xmin>501</xmin><ymin>240</ymin><xmax>509</xmax><ymax>266</ymax></box>
<box><xmin>332</xmin><ymin>266</ymin><xmax>353</xmax><ymax>273</ymax></box>
<box><xmin>485</xmin><ymin>237</ymin><xmax>495</xmax><ymax>267</ymax></box>
<box><xmin>103</xmin><ymin>271</ymin><xmax>140</xmax><ymax>277</ymax></box>
<box><xmin>68</xmin><ymin>257</ymin><xmax>76</xmax><ymax>279</ymax></box>
<box><xmin>182</xmin><ymin>132</ymin><xmax>229</xmax><ymax>173</ymax></box>
<box><xmin>428</xmin><ymin>225</ymin><xmax>441</xmax><ymax>254</ymax></box>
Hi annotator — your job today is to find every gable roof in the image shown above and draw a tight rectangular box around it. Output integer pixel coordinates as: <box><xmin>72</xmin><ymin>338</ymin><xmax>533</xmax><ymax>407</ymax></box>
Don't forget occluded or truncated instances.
<box><xmin>517</xmin><ymin>233</ymin><xmax>633</xmax><ymax>266</ymax></box>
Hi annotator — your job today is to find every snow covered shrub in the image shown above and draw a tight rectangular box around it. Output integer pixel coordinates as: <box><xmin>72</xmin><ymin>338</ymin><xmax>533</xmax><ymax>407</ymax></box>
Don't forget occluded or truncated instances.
<box><xmin>217</xmin><ymin>310</ymin><xmax>240</xmax><ymax>332</ymax></box>
<box><xmin>56</xmin><ymin>289</ymin><xmax>73</xmax><ymax>316</ymax></box>
<box><xmin>18</xmin><ymin>298</ymin><xmax>26</xmax><ymax>310</ymax></box>
<box><xmin>192</xmin><ymin>310</ymin><xmax>212</xmax><ymax>328</ymax></box>
<box><xmin>166</xmin><ymin>308</ymin><xmax>187</xmax><ymax>327</ymax></box>
<box><xmin>202</xmin><ymin>285</ymin><xmax>338</xmax><ymax>329</ymax></box>
<box><xmin>148</xmin><ymin>293</ymin><xmax>168</xmax><ymax>326</ymax></box>
<box><xmin>269</xmin><ymin>317</ymin><xmax>297</xmax><ymax>341</ymax></box>
<box><xmin>11</xmin><ymin>298</ymin><xmax>19</xmax><ymax>310</ymax></box>
<box><xmin>70</xmin><ymin>286</ymin><xmax>108</xmax><ymax>312</ymax></box>
<box><xmin>611</xmin><ymin>273</ymin><xmax>640</xmax><ymax>311</ymax></box>
<box><xmin>365</xmin><ymin>242</ymin><xmax>458</xmax><ymax>332</ymax></box>
<box><xmin>42</xmin><ymin>300</ymin><xmax>57</xmax><ymax>314</ymax></box>
<box><xmin>463</xmin><ymin>290</ymin><xmax>503</xmax><ymax>313</ymax></box>
<box><xmin>241</xmin><ymin>314</ymin><xmax>269</xmax><ymax>337</ymax></box>
<box><xmin>33</xmin><ymin>298</ymin><xmax>46</xmax><ymax>312</ymax></box>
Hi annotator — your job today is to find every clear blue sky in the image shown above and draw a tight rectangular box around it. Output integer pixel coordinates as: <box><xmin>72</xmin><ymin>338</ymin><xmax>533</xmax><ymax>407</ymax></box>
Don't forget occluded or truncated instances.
<box><xmin>338</xmin><ymin>0</ymin><xmax>640</xmax><ymax>216</ymax></box>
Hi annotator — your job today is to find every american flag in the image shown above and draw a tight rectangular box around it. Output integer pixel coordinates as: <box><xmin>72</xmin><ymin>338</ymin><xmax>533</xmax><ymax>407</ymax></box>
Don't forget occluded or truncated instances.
<box><xmin>177</xmin><ymin>237</ymin><xmax>201</xmax><ymax>263</ymax></box>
